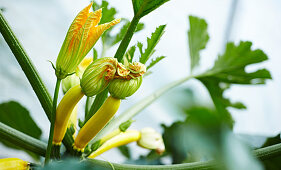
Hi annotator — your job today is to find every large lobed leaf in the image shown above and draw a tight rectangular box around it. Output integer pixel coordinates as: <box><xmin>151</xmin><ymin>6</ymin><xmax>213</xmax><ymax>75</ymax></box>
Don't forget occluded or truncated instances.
<box><xmin>196</xmin><ymin>41</ymin><xmax>271</xmax><ymax>127</ymax></box>
<box><xmin>132</xmin><ymin>0</ymin><xmax>170</xmax><ymax>18</ymax></box>
<box><xmin>0</xmin><ymin>101</ymin><xmax>42</xmax><ymax>158</ymax></box>
<box><xmin>139</xmin><ymin>25</ymin><xmax>166</xmax><ymax>64</ymax></box>
<box><xmin>188</xmin><ymin>16</ymin><xmax>209</xmax><ymax>72</ymax></box>
<box><xmin>92</xmin><ymin>0</ymin><xmax>144</xmax><ymax>48</ymax></box>
<box><xmin>162</xmin><ymin>106</ymin><xmax>263</xmax><ymax>169</ymax></box>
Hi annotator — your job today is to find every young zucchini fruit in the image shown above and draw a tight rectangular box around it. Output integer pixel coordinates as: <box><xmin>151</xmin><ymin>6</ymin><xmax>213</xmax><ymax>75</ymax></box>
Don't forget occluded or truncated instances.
<box><xmin>52</xmin><ymin>57</ymin><xmax>117</xmax><ymax>146</ymax></box>
<box><xmin>88</xmin><ymin>130</ymin><xmax>141</xmax><ymax>158</ymax></box>
<box><xmin>72</xmin><ymin>62</ymin><xmax>146</xmax><ymax>152</ymax></box>
<box><xmin>87</xmin><ymin>128</ymin><xmax>165</xmax><ymax>158</ymax></box>
<box><xmin>0</xmin><ymin>158</ymin><xmax>29</xmax><ymax>170</ymax></box>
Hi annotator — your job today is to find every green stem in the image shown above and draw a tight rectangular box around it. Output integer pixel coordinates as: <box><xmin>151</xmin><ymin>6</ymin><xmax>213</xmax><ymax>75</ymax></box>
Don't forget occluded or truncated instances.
<box><xmin>0</xmin><ymin>11</ymin><xmax>52</xmax><ymax>120</ymax></box>
<box><xmin>0</xmin><ymin>11</ymin><xmax>74</xmax><ymax>152</ymax></box>
<box><xmin>85</xmin><ymin>89</ymin><xmax>108</xmax><ymax>123</ymax></box>
<box><xmin>92</xmin><ymin>76</ymin><xmax>192</xmax><ymax>144</ymax></box>
<box><xmin>114</xmin><ymin>16</ymin><xmax>140</xmax><ymax>62</ymax></box>
<box><xmin>87</xmin><ymin>142</ymin><xmax>281</xmax><ymax>169</ymax></box>
<box><xmin>0</xmin><ymin>122</ymin><xmax>47</xmax><ymax>156</ymax></box>
<box><xmin>45</xmin><ymin>79</ymin><xmax>61</xmax><ymax>164</ymax></box>
<box><xmin>85</xmin><ymin>97</ymin><xmax>91</xmax><ymax>118</ymax></box>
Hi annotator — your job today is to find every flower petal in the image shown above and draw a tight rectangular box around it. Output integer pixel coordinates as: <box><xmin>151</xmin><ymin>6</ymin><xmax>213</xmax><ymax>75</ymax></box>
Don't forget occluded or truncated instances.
<box><xmin>82</xmin><ymin>18</ymin><xmax>121</xmax><ymax>57</ymax></box>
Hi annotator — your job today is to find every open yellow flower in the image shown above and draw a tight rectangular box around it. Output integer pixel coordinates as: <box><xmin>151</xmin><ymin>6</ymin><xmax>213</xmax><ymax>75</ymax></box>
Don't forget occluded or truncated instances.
<box><xmin>55</xmin><ymin>3</ymin><xmax>120</xmax><ymax>79</ymax></box>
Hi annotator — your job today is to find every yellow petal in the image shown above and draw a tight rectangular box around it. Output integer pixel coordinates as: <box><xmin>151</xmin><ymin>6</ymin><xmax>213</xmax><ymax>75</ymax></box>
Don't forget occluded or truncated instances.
<box><xmin>67</xmin><ymin>3</ymin><xmax>93</xmax><ymax>39</ymax></box>
<box><xmin>82</xmin><ymin>18</ymin><xmax>121</xmax><ymax>57</ymax></box>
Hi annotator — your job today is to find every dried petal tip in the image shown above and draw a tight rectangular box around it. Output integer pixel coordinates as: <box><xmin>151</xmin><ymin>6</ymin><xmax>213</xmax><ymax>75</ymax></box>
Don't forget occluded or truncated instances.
<box><xmin>137</xmin><ymin>128</ymin><xmax>165</xmax><ymax>155</ymax></box>
<box><xmin>80</xmin><ymin>57</ymin><xmax>118</xmax><ymax>97</ymax></box>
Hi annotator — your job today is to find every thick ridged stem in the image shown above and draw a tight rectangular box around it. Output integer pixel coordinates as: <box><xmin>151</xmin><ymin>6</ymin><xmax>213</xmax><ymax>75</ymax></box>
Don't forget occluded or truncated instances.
<box><xmin>0</xmin><ymin>11</ymin><xmax>74</xmax><ymax>152</ymax></box>
<box><xmin>0</xmin><ymin>122</ymin><xmax>47</xmax><ymax>156</ymax></box>
<box><xmin>45</xmin><ymin>79</ymin><xmax>61</xmax><ymax>164</ymax></box>
<box><xmin>74</xmin><ymin>96</ymin><xmax>121</xmax><ymax>151</ymax></box>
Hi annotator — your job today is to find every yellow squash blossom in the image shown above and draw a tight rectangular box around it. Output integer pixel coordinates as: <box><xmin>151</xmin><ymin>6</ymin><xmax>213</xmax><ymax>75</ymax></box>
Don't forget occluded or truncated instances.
<box><xmin>55</xmin><ymin>3</ymin><xmax>120</xmax><ymax>79</ymax></box>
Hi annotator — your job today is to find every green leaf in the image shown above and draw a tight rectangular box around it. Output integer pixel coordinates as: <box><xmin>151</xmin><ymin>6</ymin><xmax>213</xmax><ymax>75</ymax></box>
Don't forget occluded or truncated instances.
<box><xmin>92</xmin><ymin>0</ymin><xmax>116</xmax><ymax>24</ymax></box>
<box><xmin>139</xmin><ymin>25</ymin><xmax>166</xmax><ymax>64</ymax></box>
<box><xmin>188</xmin><ymin>16</ymin><xmax>209</xmax><ymax>72</ymax></box>
<box><xmin>111</xmin><ymin>20</ymin><xmax>145</xmax><ymax>46</ymax></box>
<box><xmin>162</xmin><ymin>106</ymin><xmax>263</xmax><ymax>169</ymax></box>
<box><xmin>146</xmin><ymin>56</ymin><xmax>165</xmax><ymax>70</ymax></box>
<box><xmin>197</xmin><ymin>41</ymin><xmax>271</xmax><ymax>127</ymax></box>
<box><xmin>132</xmin><ymin>0</ymin><xmax>170</xmax><ymax>18</ymax></box>
<box><xmin>0</xmin><ymin>101</ymin><xmax>42</xmax><ymax>158</ymax></box>
<box><xmin>118</xmin><ymin>145</ymin><xmax>131</xmax><ymax>159</ymax></box>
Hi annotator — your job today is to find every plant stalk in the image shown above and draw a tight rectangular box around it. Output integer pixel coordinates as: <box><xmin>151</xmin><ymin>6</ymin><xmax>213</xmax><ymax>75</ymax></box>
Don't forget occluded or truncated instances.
<box><xmin>0</xmin><ymin>11</ymin><xmax>52</xmax><ymax>120</ymax></box>
<box><xmin>87</xmin><ymin>142</ymin><xmax>281</xmax><ymax>169</ymax></box>
<box><xmin>45</xmin><ymin>78</ymin><xmax>61</xmax><ymax>164</ymax></box>
<box><xmin>0</xmin><ymin>122</ymin><xmax>47</xmax><ymax>156</ymax></box>
<box><xmin>0</xmin><ymin>11</ymin><xmax>74</xmax><ymax>151</ymax></box>
<box><xmin>114</xmin><ymin>16</ymin><xmax>140</xmax><ymax>62</ymax></box>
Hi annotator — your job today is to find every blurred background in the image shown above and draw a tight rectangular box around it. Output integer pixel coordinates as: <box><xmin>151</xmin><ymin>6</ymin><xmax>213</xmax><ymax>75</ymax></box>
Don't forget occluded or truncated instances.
<box><xmin>0</xmin><ymin>0</ymin><xmax>281</xmax><ymax>165</ymax></box>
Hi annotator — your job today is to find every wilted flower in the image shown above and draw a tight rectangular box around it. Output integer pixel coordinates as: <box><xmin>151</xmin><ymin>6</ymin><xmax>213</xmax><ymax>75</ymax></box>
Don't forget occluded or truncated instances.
<box><xmin>108</xmin><ymin>62</ymin><xmax>146</xmax><ymax>99</ymax></box>
<box><xmin>137</xmin><ymin>127</ymin><xmax>165</xmax><ymax>154</ymax></box>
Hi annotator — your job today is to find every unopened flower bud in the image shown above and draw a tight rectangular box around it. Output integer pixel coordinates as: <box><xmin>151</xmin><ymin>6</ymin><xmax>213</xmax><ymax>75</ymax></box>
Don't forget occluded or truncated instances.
<box><xmin>108</xmin><ymin>76</ymin><xmax>142</xmax><ymax>99</ymax></box>
<box><xmin>55</xmin><ymin>3</ymin><xmax>120</xmax><ymax>79</ymax></box>
<box><xmin>80</xmin><ymin>57</ymin><xmax>117</xmax><ymax>97</ymax></box>
<box><xmin>62</xmin><ymin>74</ymin><xmax>80</xmax><ymax>94</ymax></box>
<box><xmin>137</xmin><ymin>128</ymin><xmax>165</xmax><ymax>154</ymax></box>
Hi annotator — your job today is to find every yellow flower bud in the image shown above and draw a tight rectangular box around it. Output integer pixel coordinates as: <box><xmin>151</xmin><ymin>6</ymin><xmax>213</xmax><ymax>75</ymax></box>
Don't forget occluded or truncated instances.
<box><xmin>55</xmin><ymin>3</ymin><xmax>120</xmax><ymax>79</ymax></box>
<box><xmin>137</xmin><ymin>128</ymin><xmax>165</xmax><ymax>154</ymax></box>
<box><xmin>76</xmin><ymin>57</ymin><xmax>93</xmax><ymax>78</ymax></box>
<box><xmin>80</xmin><ymin>57</ymin><xmax>118</xmax><ymax>97</ymax></box>
<box><xmin>61</xmin><ymin>74</ymin><xmax>80</xmax><ymax>94</ymax></box>
<box><xmin>0</xmin><ymin>158</ymin><xmax>29</xmax><ymax>170</ymax></box>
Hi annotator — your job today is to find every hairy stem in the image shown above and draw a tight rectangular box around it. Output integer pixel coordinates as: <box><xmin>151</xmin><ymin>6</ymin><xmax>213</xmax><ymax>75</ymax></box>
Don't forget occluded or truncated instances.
<box><xmin>114</xmin><ymin>16</ymin><xmax>140</xmax><ymax>62</ymax></box>
<box><xmin>0</xmin><ymin>11</ymin><xmax>52</xmax><ymax>120</ymax></box>
<box><xmin>0</xmin><ymin>122</ymin><xmax>47</xmax><ymax>156</ymax></box>
<box><xmin>45</xmin><ymin>79</ymin><xmax>61</xmax><ymax>164</ymax></box>
<box><xmin>0</xmin><ymin>11</ymin><xmax>74</xmax><ymax>151</ymax></box>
